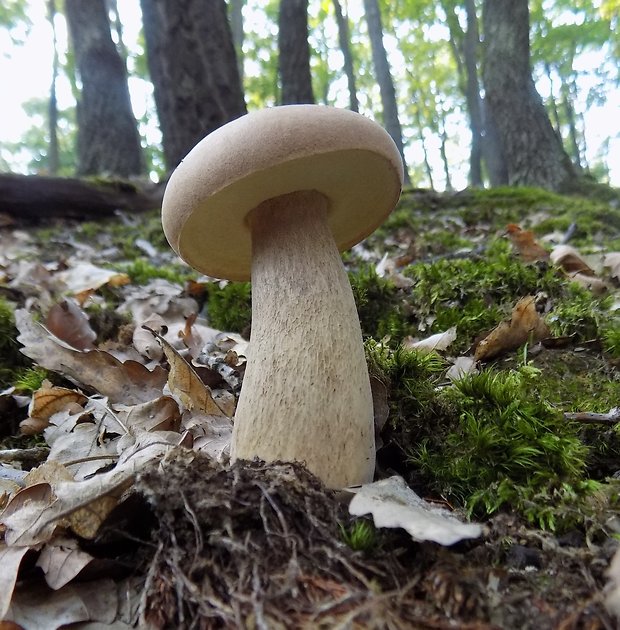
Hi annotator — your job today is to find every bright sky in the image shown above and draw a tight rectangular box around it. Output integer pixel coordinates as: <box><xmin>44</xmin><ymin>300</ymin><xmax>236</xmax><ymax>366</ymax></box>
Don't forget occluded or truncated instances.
<box><xmin>0</xmin><ymin>0</ymin><xmax>618</xmax><ymax>188</ymax></box>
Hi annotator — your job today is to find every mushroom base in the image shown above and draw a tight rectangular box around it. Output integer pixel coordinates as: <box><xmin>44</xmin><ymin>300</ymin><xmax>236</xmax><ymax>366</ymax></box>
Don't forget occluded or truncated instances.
<box><xmin>230</xmin><ymin>190</ymin><xmax>375</xmax><ymax>489</ymax></box>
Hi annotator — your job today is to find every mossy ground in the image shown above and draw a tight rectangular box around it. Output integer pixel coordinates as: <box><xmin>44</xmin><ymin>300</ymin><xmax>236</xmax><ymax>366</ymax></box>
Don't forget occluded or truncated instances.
<box><xmin>1</xmin><ymin>186</ymin><xmax>620</xmax><ymax>627</ymax></box>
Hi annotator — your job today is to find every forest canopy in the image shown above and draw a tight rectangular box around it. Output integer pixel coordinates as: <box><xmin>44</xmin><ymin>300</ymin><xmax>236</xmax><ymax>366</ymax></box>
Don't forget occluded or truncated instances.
<box><xmin>0</xmin><ymin>0</ymin><xmax>618</xmax><ymax>192</ymax></box>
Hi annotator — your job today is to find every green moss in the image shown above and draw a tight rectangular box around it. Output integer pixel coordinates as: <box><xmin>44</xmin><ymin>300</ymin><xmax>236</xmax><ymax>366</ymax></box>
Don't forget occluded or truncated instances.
<box><xmin>13</xmin><ymin>367</ymin><xmax>48</xmax><ymax>393</ymax></box>
<box><xmin>206</xmin><ymin>282</ymin><xmax>252</xmax><ymax>333</ymax></box>
<box><xmin>115</xmin><ymin>258</ymin><xmax>194</xmax><ymax>286</ymax></box>
<box><xmin>339</xmin><ymin>519</ymin><xmax>377</xmax><ymax>552</ymax></box>
<box><xmin>0</xmin><ymin>299</ymin><xmax>28</xmax><ymax>388</ymax></box>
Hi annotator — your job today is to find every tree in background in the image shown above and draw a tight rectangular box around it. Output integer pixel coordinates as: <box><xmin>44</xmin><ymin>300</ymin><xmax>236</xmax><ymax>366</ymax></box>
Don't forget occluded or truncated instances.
<box><xmin>363</xmin><ymin>0</ymin><xmax>410</xmax><ymax>185</ymax></box>
<box><xmin>278</xmin><ymin>0</ymin><xmax>314</xmax><ymax>104</ymax></box>
<box><xmin>65</xmin><ymin>0</ymin><xmax>144</xmax><ymax>177</ymax></box>
<box><xmin>140</xmin><ymin>0</ymin><xmax>246</xmax><ymax>170</ymax></box>
<box><xmin>482</xmin><ymin>0</ymin><xmax>576</xmax><ymax>191</ymax></box>
<box><xmin>332</xmin><ymin>0</ymin><xmax>359</xmax><ymax>112</ymax></box>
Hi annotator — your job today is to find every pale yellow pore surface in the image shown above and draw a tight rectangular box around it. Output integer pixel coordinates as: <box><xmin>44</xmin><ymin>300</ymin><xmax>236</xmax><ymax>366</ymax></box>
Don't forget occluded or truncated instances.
<box><xmin>162</xmin><ymin>105</ymin><xmax>403</xmax><ymax>281</ymax></box>
<box><xmin>230</xmin><ymin>191</ymin><xmax>375</xmax><ymax>488</ymax></box>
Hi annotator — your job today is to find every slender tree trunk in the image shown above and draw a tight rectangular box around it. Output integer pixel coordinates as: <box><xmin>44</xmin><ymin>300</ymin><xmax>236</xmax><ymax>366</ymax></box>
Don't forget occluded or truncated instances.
<box><xmin>332</xmin><ymin>0</ymin><xmax>358</xmax><ymax>112</ymax></box>
<box><xmin>278</xmin><ymin>0</ymin><xmax>314</xmax><ymax>104</ymax></box>
<box><xmin>545</xmin><ymin>63</ymin><xmax>563</xmax><ymax>139</ymax></box>
<box><xmin>560</xmin><ymin>78</ymin><xmax>583</xmax><ymax>170</ymax></box>
<box><xmin>230</xmin><ymin>0</ymin><xmax>245</xmax><ymax>82</ymax></box>
<box><xmin>482</xmin><ymin>0</ymin><xmax>575</xmax><ymax>190</ymax></box>
<box><xmin>47</xmin><ymin>0</ymin><xmax>60</xmax><ymax>176</ymax></box>
<box><xmin>413</xmin><ymin>105</ymin><xmax>434</xmax><ymax>189</ymax></box>
<box><xmin>463</xmin><ymin>0</ymin><xmax>483</xmax><ymax>187</ymax></box>
<box><xmin>363</xmin><ymin>0</ymin><xmax>410</xmax><ymax>185</ymax></box>
<box><xmin>65</xmin><ymin>0</ymin><xmax>144</xmax><ymax>176</ymax></box>
<box><xmin>140</xmin><ymin>0</ymin><xmax>246</xmax><ymax>170</ymax></box>
<box><xmin>438</xmin><ymin>111</ymin><xmax>453</xmax><ymax>191</ymax></box>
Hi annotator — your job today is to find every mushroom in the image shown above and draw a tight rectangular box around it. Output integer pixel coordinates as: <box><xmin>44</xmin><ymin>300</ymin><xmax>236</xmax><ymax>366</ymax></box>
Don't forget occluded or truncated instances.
<box><xmin>162</xmin><ymin>105</ymin><xmax>403</xmax><ymax>488</ymax></box>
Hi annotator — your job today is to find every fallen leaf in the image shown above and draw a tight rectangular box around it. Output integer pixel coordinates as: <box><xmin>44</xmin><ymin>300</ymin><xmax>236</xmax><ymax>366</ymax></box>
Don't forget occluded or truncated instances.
<box><xmin>0</xmin><ymin>544</ymin><xmax>31</xmax><ymax>618</ymax></box>
<box><xmin>45</xmin><ymin>300</ymin><xmax>97</xmax><ymax>351</ymax></box>
<box><xmin>550</xmin><ymin>244</ymin><xmax>596</xmax><ymax>276</ymax></box>
<box><xmin>132</xmin><ymin>314</ymin><xmax>166</xmax><ymax>361</ymax></box>
<box><xmin>475</xmin><ymin>296</ymin><xmax>550</xmax><ymax>361</ymax></box>
<box><xmin>36</xmin><ymin>537</ymin><xmax>94</xmax><ymax>589</ymax></box>
<box><xmin>446</xmin><ymin>356</ymin><xmax>478</xmax><ymax>381</ymax></box>
<box><xmin>21</xmin><ymin>386</ymin><xmax>88</xmax><ymax>435</ymax></box>
<box><xmin>349</xmin><ymin>476</ymin><xmax>482</xmax><ymax>545</ymax></box>
<box><xmin>603</xmin><ymin>252</ymin><xmax>620</xmax><ymax>282</ymax></box>
<box><xmin>505</xmin><ymin>224</ymin><xmax>549</xmax><ymax>262</ymax></box>
<box><xmin>16</xmin><ymin>309</ymin><xmax>168</xmax><ymax>404</ymax></box>
<box><xmin>56</xmin><ymin>262</ymin><xmax>130</xmax><ymax>296</ymax></box>
<box><xmin>146</xmin><ymin>327</ymin><xmax>227</xmax><ymax>416</ymax></box>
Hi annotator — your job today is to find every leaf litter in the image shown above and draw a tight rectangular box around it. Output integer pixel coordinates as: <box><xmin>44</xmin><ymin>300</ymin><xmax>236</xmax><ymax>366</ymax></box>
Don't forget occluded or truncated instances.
<box><xmin>0</xmin><ymin>194</ymin><xmax>619</xmax><ymax>628</ymax></box>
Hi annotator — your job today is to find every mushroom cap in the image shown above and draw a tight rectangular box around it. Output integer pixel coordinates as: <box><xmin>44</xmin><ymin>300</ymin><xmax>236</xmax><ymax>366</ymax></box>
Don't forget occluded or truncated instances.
<box><xmin>162</xmin><ymin>105</ymin><xmax>404</xmax><ymax>281</ymax></box>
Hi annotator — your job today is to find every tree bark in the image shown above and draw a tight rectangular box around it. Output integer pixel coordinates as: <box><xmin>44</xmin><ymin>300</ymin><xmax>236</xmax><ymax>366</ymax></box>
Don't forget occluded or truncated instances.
<box><xmin>362</xmin><ymin>0</ymin><xmax>410</xmax><ymax>185</ymax></box>
<box><xmin>278</xmin><ymin>0</ymin><xmax>314</xmax><ymax>104</ymax></box>
<box><xmin>332</xmin><ymin>0</ymin><xmax>359</xmax><ymax>112</ymax></box>
<box><xmin>482</xmin><ymin>0</ymin><xmax>576</xmax><ymax>190</ymax></box>
<box><xmin>65</xmin><ymin>0</ymin><xmax>144</xmax><ymax>177</ymax></box>
<box><xmin>140</xmin><ymin>0</ymin><xmax>246</xmax><ymax>170</ymax></box>
<box><xmin>0</xmin><ymin>173</ymin><xmax>161</xmax><ymax>220</ymax></box>
<box><xmin>229</xmin><ymin>0</ymin><xmax>245</xmax><ymax>82</ymax></box>
<box><xmin>47</xmin><ymin>0</ymin><xmax>60</xmax><ymax>176</ymax></box>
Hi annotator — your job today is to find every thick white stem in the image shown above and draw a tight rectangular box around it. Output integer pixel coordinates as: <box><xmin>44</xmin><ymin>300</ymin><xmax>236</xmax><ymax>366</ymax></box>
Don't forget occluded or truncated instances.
<box><xmin>230</xmin><ymin>190</ymin><xmax>375</xmax><ymax>488</ymax></box>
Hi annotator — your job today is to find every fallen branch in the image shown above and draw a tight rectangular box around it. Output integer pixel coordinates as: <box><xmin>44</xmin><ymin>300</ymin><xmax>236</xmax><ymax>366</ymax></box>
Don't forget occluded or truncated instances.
<box><xmin>564</xmin><ymin>407</ymin><xmax>620</xmax><ymax>425</ymax></box>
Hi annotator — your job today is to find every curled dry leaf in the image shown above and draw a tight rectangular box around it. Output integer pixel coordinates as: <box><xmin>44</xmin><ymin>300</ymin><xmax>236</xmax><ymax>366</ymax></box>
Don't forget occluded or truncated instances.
<box><xmin>116</xmin><ymin>395</ymin><xmax>182</xmax><ymax>433</ymax></box>
<box><xmin>603</xmin><ymin>252</ymin><xmax>620</xmax><ymax>283</ymax></box>
<box><xmin>550</xmin><ymin>244</ymin><xmax>596</xmax><ymax>276</ymax></box>
<box><xmin>56</xmin><ymin>261</ymin><xmax>130</xmax><ymax>297</ymax></box>
<box><xmin>0</xmin><ymin>544</ymin><xmax>32</xmax><ymax>618</ymax></box>
<box><xmin>21</xmin><ymin>386</ymin><xmax>88</xmax><ymax>436</ymax></box>
<box><xmin>475</xmin><ymin>296</ymin><xmax>550</xmax><ymax>362</ymax></box>
<box><xmin>133</xmin><ymin>314</ymin><xmax>166</xmax><ymax>361</ymax></box>
<box><xmin>145</xmin><ymin>327</ymin><xmax>227</xmax><ymax>416</ymax></box>
<box><xmin>504</xmin><ymin>224</ymin><xmax>549</xmax><ymax>262</ymax></box>
<box><xmin>45</xmin><ymin>299</ymin><xmax>97</xmax><ymax>351</ymax></box>
<box><xmin>16</xmin><ymin>309</ymin><xmax>168</xmax><ymax>404</ymax></box>
<box><xmin>349</xmin><ymin>476</ymin><xmax>482</xmax><ymax>545</ymax></box>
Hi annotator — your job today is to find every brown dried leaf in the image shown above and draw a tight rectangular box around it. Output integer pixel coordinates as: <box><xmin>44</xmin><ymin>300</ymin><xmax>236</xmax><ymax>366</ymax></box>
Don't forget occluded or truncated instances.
<box><xmin>57</xmin><ymin>262</ymin><xmax>130</xmax><ymax>296</ymax></box>
<box><xmin>45</xmin><ymin>300</ymin><xmax>96</xmax><ymax>351</ymax></box>
<box><xmin>145</xmin><ymin>327</ymin><xmax>226</xmax><ymax>416</ymax></box>
<box><xmin>21</xmin><ymin>386</ymin><xmax>88</xmax><ymax>435</ymax></box>
<box><xmin>116</xmin><ymin>396</ymin><xmax>182</xmax><ymax>433</ymax></box>
<box><xmin>505</xmin><ymin>224</ymin><xmax>550</xmax><ymax>262</ymax></box>
<box><xmin>550</xmin><ymin>244</ymin><xmax>596</xmax><ymax>276</ymax></box>
<box><xmin>133</xmin><ymin>314</ymin><xmax>166</xmax><ymax>361</ymax></box>
<box><xmin>603</xmin><ymin>252</ymin><xmax>620</xmax><ymax>282</ymax></box>
<box><xmin>16</xmin><ymin>309</ymin><xmax>168</xmax><ymax>404</ymax></box>
<box><xmin>475</xmin><ymin>296</ymin><xmax>550</xmax><ymax>361</ymax></box>
<box><xmin>68</xmin><ymin>495</ymin><xmax>119</xmax><ymax>540</ymax></box>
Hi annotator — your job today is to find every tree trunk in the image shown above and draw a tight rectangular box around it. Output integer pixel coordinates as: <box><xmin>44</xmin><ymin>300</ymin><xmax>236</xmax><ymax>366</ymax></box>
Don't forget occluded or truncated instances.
<box><xmin>140</xmin><ymin>0</ymin><xmax>246</xmax><ymax>170</ymax></box>
<box><xmin>278</xmin><ymin>0</ymin><xmax>314</xmax><ymax>104</ymax></box>
<box><xmin>332</xmin><ymin>0</ymin><xmax>358</xmax><ymax>112</ymax></box>
<box><xmin>362</xmin><ymin>0</ymin><xmax>410</xmax><ymax>185</ymax></box>
<box><xmin>65</xmin><ymin>0</ymin><xmax>144</xmax><ymax>177</ymax></box>
<box><xmin>47</xmin><ymin>0</ymin><xmax>60</xmax><ymax>176</ymax></box>
<box><xmin>229</xmin><ymin>0</ymin><xmax>245</xmax><ymax>82</ymax></box>
<box><xmin>482</xmin><ymin>0</ymin><xmax>575</xmax><ymax>191</ymax></box>
<box><xmin>463</xmin><ymin>0</ymin><xmax>483</xmax><ymax>187</ymax></box>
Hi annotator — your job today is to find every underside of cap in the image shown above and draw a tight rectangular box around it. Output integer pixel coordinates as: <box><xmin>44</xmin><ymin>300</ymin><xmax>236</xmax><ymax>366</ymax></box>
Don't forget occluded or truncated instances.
<box><xmin>162</xmin><ymin>105</ymin><xmax>404</xmax><ymax>281</ymax></box>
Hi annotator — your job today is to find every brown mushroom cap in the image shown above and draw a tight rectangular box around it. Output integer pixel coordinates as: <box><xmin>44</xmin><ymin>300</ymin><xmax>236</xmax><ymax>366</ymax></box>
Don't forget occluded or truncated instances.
<box><xmin>162</xmin><ymin>105</ymin><xmax>404</xmax><ymax>281</ymax></box>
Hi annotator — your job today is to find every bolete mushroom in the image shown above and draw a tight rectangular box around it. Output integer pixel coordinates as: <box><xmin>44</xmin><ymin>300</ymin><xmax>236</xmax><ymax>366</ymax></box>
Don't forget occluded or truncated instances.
<box><xmin>162</xmin><ymin>105</ymin><xmax>403</xmax><ymax>488</ymax></box>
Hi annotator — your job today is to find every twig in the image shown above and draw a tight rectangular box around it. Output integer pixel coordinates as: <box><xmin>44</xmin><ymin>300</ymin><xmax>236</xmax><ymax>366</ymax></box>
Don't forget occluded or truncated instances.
<box><xmin>564</xmin><ymin>407</ymin><xmax>620</xmax><ymax>425</ymax></box>
<box><xmin>0</xmin><ymin>446</ymin><xmax>50</xmax><ymax>465</ymax></box>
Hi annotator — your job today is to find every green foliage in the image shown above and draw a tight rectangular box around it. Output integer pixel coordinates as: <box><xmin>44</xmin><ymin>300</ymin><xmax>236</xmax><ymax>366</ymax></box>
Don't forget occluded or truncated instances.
<box><xmin>206</xmin><ymin>282</ymin><xmax>252</xmax><ymax>333</ymax></box>
<box><xmin>339</xmin><ymin>519</ymin><xmax>377</xmax><ymax>552</ymax></box>
<box><xmin>602</xmin><ymin>323</ymin><xmax>620</xmax><ymax>358</ymax></box>
<box><xmin>117</xmin><ymin>258</ymin><xmax>193</xmax><ymax>286</ymax></box>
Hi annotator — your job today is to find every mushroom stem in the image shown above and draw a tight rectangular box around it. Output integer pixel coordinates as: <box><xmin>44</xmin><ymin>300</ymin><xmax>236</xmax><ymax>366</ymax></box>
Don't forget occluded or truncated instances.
<box><xmin>230</xmin><ymin>190</ymin><xmax>375</xmax><ymax>488</ymax></box>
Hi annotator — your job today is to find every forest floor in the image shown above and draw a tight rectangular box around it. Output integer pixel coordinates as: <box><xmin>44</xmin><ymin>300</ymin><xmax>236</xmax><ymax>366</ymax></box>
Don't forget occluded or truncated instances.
<box><xmin>0</xmin><ymin>184</ymin><xmax>619</xmax><ymax>628</ymax></box>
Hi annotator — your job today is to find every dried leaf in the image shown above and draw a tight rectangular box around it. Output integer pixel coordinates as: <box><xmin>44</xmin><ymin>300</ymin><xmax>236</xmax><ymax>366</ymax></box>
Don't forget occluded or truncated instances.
<box><xmin>475</xmin><ymin>296</ymin><xmax>550</xmax><ymax>361</ymax></box>
<box><xmin>69</xmin><ymin>495</ymin><xmax>119</xmax><ymax>540</ymax></box>
<box><xmin>36</xmin><ymin>537</ymin><xmax>94</xmax><ymax>589</ymax></box>
<box><xmin>603</xmin><ymin>252</ymin><xmax>620</xmax><ymax>282</ymax></box>
<box><xmin>16</xmin><ymin>309</ymin><xmax>168</xmax><ymax>404</ymax></box>
<box><xmin>349</xmin><ymin>476</ymin><xmax>482</xmax><ymax>545</ymax></box>
<box><xmin>550</xmin><ymin>244</ymin><xmax>596</xmax><ymax>276</ymax></box>
<box><xmin>132</xmin><ymin>314</ymin><xmax>166</xmax><ymax>361</ymax></box>
<box><xmin>505</xmin><ymin>224</ymin><xmax>549</xmax><ymax>262</ymax></box>
<box><xmin>45</xmin><ymin>300</ymin><xmax>97</xmax><ymax>351</ymax></box>
<box><xmin>0</xmin><ymin>544</ymin><xmax>31</xmax><ymax>618</ymax></box>
<box><xmin>446</xmin><ymin>356</ymin><xmax>478</xmax><ymax>381</ymax></box>
<box><xmin>145</xmin><ymin>327</ymin><xmax>226</xmax><ymax>416</ymax></box>
<box><xmin>22</xmin><ymin>386</ymin><xmax>88</xmax><ymax>435</ymax></box>
<box><xmin>57</xmin><ymin>262</ymin><xmax>130</xmax><ymax>296</ymax></box>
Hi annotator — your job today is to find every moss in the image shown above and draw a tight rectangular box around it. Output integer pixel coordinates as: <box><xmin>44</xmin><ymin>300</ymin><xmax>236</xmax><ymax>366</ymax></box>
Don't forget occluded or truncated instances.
<box><xmin>0</xmin><ymin>299</ymin><xmax>28</xmax><ymax>388</ymax></box>
<box><xmin>339</xmin><ymin>518</ymin><xmax>377</xmax><ymax>552</ymax></box>
<box><xmin>206</xmin><ymin>281</ymin><xmax>252</xmax><ymax>333</ymax></box>
<box><xmin>13</xmin><ymin>367</ymin><xmax>49</xmax><ymax>393</ymax></box>
<box><xmin>116</xmin><ymin>258</ymin><xmax>194</xmax><ymax>286</ymax></box>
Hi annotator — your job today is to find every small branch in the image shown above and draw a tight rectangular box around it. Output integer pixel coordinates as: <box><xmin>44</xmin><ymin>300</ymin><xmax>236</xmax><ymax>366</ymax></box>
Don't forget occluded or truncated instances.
<box><xmin>564</xmin><ymin>407</ymin><xmax>620</xmax><ymax>425</ymax></box>
<box><xmin>0</xmin><ymin>446</ymin><xmax>50</xmax><ymax>466</ymax></box>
